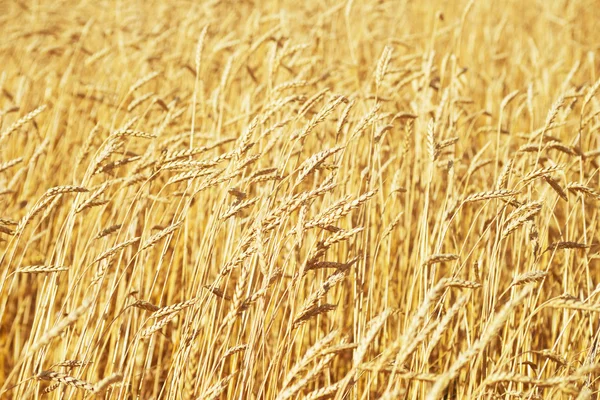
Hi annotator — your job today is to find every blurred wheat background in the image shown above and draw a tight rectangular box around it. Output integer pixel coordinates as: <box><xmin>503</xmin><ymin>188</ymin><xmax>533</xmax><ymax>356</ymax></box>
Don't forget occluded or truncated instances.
<box><xmin>0</xmin><ymin>0</ymin><xmax>599</xmax><ymax>398</ymax></box>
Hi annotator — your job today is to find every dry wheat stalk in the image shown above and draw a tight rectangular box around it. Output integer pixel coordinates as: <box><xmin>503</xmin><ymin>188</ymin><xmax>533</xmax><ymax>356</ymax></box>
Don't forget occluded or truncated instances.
<box><xmin>504</xmin><ymin>200</ymin><xmax>543</xmax><ymax>225</ymax></box>
<box><xmin>15</xmin><ymin>265</ymin><xmax>69</xmax><ymax>274</ymax></box>
<box><xmin>222</xmin><ymin>262</ymin><xmax>253</xmax><ymax>324</ymax></box>
<box><xmin>376</xmin><ymin>45</ymin><xmax>393</xmax><ymax>88</ymax></box>
<box><xmin>467</xmin><ymin>158</ymin><xmax>494</xmax><ymax>177</ymax></box>
<box><xmin>358</xmin><ymin>364</ymin><xmax>440</xmax><ymax>382</ymax></box>
<box><xmin>129</xmin><ymin>300</ymin><xmax>160</xmax><ymax>312</ymax></box>
<box><xmin>335</xmin><ymin>99</ymin><xmax>355</xmax><ymax>139</ymax></box>
<box><xmin>220</xmin><ymin>246</ymin><xmax>256</xmax><ymax>276</ymax></box>
<box><xmin>304</xmin><ymin>190</ymin><xmax>376</xmax><ymax>233</ymax></box>
<box><xmin>529</xmin><ymin>349</ymin><xmax>568</xmax><ymax>366</ymax></box>
<box><xmin>545</xmin><ymin>141</ymin><xmax>577</xmax><ymax>156</ymax></box>
<box><xmin>91</xmin><ymin>256</ymin><xmax>116</xmax><ymax>285</ymax></box>
<box><xmin>320</xmin><ymin>343</ymin><xmax>357</xmax><ymax>357</ymax></box>
<box><xmin>306</xmin><ymin>256</ymin><xmax>359</xmax><ymax>273</ymax></box>
<box><xmin>93</xmin><ymin>373</ymin><xmax>123</xmax><ymax>393</ymax></box>
<box><xmin>423</xmin><ymin>254</ymin><xmax>459</xmax><ymax>267</ymax></box>
<box><xmin>518</xmin><ymin>143</ymin><xmax>542</xmax><ymax>153</ymax></box>
<box><xmin>119</xmin><ymin>116</ymin><xmax>140</xmax><ymax>132</ymax></box>
<box><xmin>0</xmin><ymin>225</ymin><xmax>15</xmax><ymax>235</ymax></box>
<box><xmin>95</xmin><ymin>224</ymin><xmax>122</xmax><ymax>240</ymax></box>
<box><xmin>444</xmin><ymin>278</ymin><xmax>482</xmax><ymax>289</ymax></box>
<box><xmin>43</xmin><ymin>185</ymin><xmax>88</xmax><ymax>198</ymax></box>
<box><xmin>543</xmin><ymin>175</ymin><xmax>568</xmax><ymax>201</ymax></box>
<box><xmin>545</xmin><ymin>241</ymin><xmax>588</xmax><ymax>252</ymax></box>
<box><xmin>582</xmin><ymin>78</ymin><xmax>600</xmax><ymax>112</ymax></box>
<box><xmin>566</xmin><ymin>182</ymin><xmax>600</xmax><ymax>199</ymax></box>
<box><xmin>521</xmin><ymin>164</ymin><xmax>562</xmax><ymax>183</ymax></box>
<box><xmin>141</xmin><ymin>220</ymin><xmax>183</xmax><ymax>250</ymax></box>
<box><xmin>273</xmin><ymin>79</ymin><xmax>310</xmax><ymax>93</ymax></box>
<box><xmin>141</xmin><ymin>312</ymin><xmax>179</xmax><ymax>339</ymax></box>
<box><xmin>42</xmin><ymin>382</ymin><xmax>61</xmax><ymax>394</ymax></box>
<box><xmin>194</xmin><ymin>24</ymin><xmax>209</xmax><ymax>75</ymax></box>
<box><xmin>233</xmin><ymin>116</ymin><xmax>259</xmax><ymax>160</ymax></box>
<box><xmin>581</xmin><ymin>109</ymin><xmax>600</xmax><ymax>131</ymax></box>
<box><xmin>426</xmin><ymin>118</ymin><xmax>437</xmax><ymax>162</ymax></box>
<box><xmin>76</xmin><ymin>198</ymin><xmax>109</xmax><ymax>212</ymax></box>
<box><xmin>164</xmin><ymin>147</ymin><xmax>208</xmax><ymax>163</ymax></box>
<box><xmin>167</xmin><ymin>169</ymin><xmax>216</xmax><ymax>185</ymax></box>
<box><xmin>305</xmin><ymin>381</ymin><xmax>343</xmax><ymax>400</ymax></box>
<box><xmin>246</xmin><ymin>167</ymin><xmax>279</xmax><ymax>181</ymax></box>
<box><xmin>111</xmin><ymin>129</ymin><xmax>156</xmax><ymax>139</ymax></box>
<box><xmin>295</xmin><ymin>96</ymin><xmax>347</xmax><ymax>141</ymax></box>
<box><xmin>510</xmin><ymin>270</ymin><xmax>547</xmax><ymax>287</ymax></box>
<box><xmin>161</xmin><ymin>159</ymin><xmax>218</xmax><ymax>171</ymax></box>
<box><xmin>93</xmin><ymin>236</ymin><xmax>140</xmax><ymax>263</ymax></box>
<box><xmin>202</xmin><ymin>284</ymin><xmax>232</xmax><ymax>301</ymax></box>
<box><xmin>296</xmin><ymin>146</ymin><xmax>343</xmax><ymax>183</ymax></box>
<box><xmin>0</xmin><ymin>217</ymin><xmax>17</xmax><ymax>226</ymax></box>
<box><xmin>297</xmin><ymin>88</ymin><xmax>330</xmax><ymax>118</ymax></box>
<box><xmin>36</xmin><ymin>370</ymin><xmax>94</xmax><ymax>392</ymax></box>
<box><xmin>94</xmin><ymin>155</ymin><xmax>141</xmax><ymax>175</ymax></box>
<box><xmin>293</xmin><ymin>304</ymin><xmax>337</xmax><ymax>328</ymax></box>
<box><xmin>261</xmin><ymin>95</ymin><xmax>304</xmax><ymax>125</ymax></box>
<box><xmin>40</xmin><ymin>194</ymin><xmax>63</xmax><ymax>224</ymax></box>
<box><xmin>222</xmin><ymin>344</ymin><xmax>248</xmax><ymax>359</ymax></box>
<box><xmin>544</xmin><ymin>95</ymin><xmax>565</xmax><ymax>130</ymax></box>
<box><xmin>248</xmin><ymin>172</ymin><xmax>281</xmax><ymax>184</ymax></box>
<box><xmin>52</xmin><ymin>360</ymin><xmax>93</xmax><ymax>368</ymax></box>
<box><xmin>0</xmin><ymin>157</ymin><xmax>23</xmax><ymax>173</ymax></box>
<box><xmin>91</xmin><ymin>138</ymin><xmax>124</xmax><ymax>174</ymax></box>
<box><xmin>228</xmin><ymin>187</ymin><xmax>246</xmax><ymax>200</ymax></box>
<box><xmin>195</xmin><ymin>169</ymin><xmax>241</xmax><ymax>192</ymax></box>
<box><xmin>528</xmin><ymin>222</ymin><xmax>540</xmax><ymax>259</ymax></box>
<box><xmin>436</xmin><ymin>136</ymin><xmax>459</xmax><ymax>151</ymax></box>
<box><xmin>350</xmin><ymin>104</ymin><xmax>380</xmax><ymax>139</ymax></box>
<box><xmin>149</xmin><ymin>298</ymin><xmax>199</xmax><ymax>319</ymax></box>
<box><xmin>129</xmin><ymin>71</ymin><xmax>160</xmax><ymax>93</ymax></box>
<box><xmin>463</xmin><ymin>189</ymin><xmax>519</xmax><ymax>204</ymax></box>
<box><xmin>75</xmin><ymin>182</ymin><xmax>109</xmax><ymax>213</ymax></box>
<box><xmin>381</xmin><ymin>213</ymin><xmax>403</xmax><ymax>239</ymax></box>
<box><xmin>123</xmin><ymin>173</ymin><xmax>149</xmax><ymax>187</ymax></box>
<box><xmin>127</xmin><ymin>92</ymin><xmax>154</xmax><ymax>112</ymax></box>
<box><xmin>486</xmin><ymin>364</ymin><xmax>600</xmax><ymax>387</ymax></box>
<box><xmin>548</xmin><ymin>298</ymin><xmax>600</xmax><ymax>313</ymax></box>
<box><xmin>0</xmin><ymin>105</ymin><xmax>46</xmax><ymax>141</ymax></box>
<box><xmin>307</xmin><ymin>227</ymin><xmax>364</xmax><ymax>265</ymax></box>
<box><xmin>196</xmin><ymin>371</ymin><xmax>237</xmax><ymax>400</ymax></box>
<box><xmin>220</xmin><ymin>197</ymin><xmax>260</xmax><ymax>220</ymax></box>
<box><xmin>374</xmin><ymin>124</ymin><xmax>394</xmax><ymax>142</ymax></box>
<box><xmin>502</xmin><ymin>205</ymin><xmax>542</xmax><ymax>240</ymax></box>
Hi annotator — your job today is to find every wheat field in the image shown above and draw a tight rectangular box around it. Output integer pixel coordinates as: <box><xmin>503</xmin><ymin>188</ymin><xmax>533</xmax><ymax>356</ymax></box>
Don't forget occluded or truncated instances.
<box><xmin>0</xmin><ymin>0</ymin><xmax>599</xmax><ymax>398</ymax></box>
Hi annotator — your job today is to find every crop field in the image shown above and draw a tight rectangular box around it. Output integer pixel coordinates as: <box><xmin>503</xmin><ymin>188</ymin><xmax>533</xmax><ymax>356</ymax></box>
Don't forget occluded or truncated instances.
<box><xmin>0</xmin><ymin>0</ymin><xmax>599</xmax><ymax>398</ymax></box>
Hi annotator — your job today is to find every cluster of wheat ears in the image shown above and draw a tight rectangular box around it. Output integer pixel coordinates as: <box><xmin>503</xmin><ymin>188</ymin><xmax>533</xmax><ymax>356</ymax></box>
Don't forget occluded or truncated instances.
<box><xmin>0</xmin><ymin>0</ymin><xmax>599</xmax><ymax>399</ymax></box>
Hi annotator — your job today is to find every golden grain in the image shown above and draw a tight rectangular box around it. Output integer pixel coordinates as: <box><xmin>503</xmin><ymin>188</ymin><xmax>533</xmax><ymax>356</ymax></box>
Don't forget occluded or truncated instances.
<box><xmin>1</xmin><ymin>2</ymin><xmax>598</xmax><ymax>399</ymax></box>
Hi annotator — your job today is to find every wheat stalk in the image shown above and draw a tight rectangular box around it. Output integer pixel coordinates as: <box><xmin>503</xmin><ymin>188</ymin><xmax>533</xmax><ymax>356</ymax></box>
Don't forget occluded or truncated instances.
<box><xmin>15</xmin><ymin>265</ymin><xmax>69</xmax><ymax>274</ymax></box>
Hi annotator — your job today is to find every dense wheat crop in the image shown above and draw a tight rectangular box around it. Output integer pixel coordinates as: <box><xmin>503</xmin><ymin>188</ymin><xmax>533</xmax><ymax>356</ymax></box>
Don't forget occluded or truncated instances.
<box><xmin>0</xmin><ymin>0</ymin><xmax>599</xmax><ymax>398</ymax></box>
